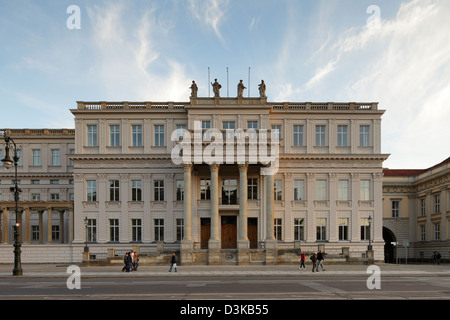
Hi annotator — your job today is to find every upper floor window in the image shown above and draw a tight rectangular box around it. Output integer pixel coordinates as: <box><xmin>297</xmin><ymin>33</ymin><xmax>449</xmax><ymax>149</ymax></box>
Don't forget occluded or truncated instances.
<box><xmin>294</xmin><ymin>180</ymin><xmax>304</xmax><ymax>201</ymax></box>
<box><xmin>359</xmin><ymin>125</ymin><xmax>370</xmax><ymax>147</ymax></box>
<box><xmin>51</xmin><ymin>149</ymin><xmax>60</xmax><ymax>166</ymax></box>
<box><xmin>391</xmin><ymin>200</ymin><xmax>400</xmax><ymax>218</ymax></box>
<box><xmin>110</xmin><ymin>125</ymin><xmax>121</xmax><ymax>147</ymax></box>
<box><xmin>360</xmin><ymin>180</ymin><xmax>371</xmax><ymax>201</ymax></box>
<box><xmin>337</xmin><ymin>125</ymin><xmax>348</xmax><ymax>147</ymax></box>
<box><xmin>433</xmin><ymin>194</ymin><xmax>440</xmax><ymax>214</ymax></box>
<box><xmin>132</xmin><ymin>125</ymin><xmax>143</xmax><ymax>147</ymax></box>
<box><xmin>338</xmin><ymin>180</ymin><xmax>349</xmax><ymax>201</ymax></box>
<box><xmin>32</xmin><ymin>149</ymin><xmax>41</xmax><ymax>166</ymax></box>
<box><xmin>293</xmin><ymin>125</ymin><xmax>304</xmax><ymax>147</ymax></box>
<box><xmin>154</xmin><ymin>125</ymin><xmax>165</xmax><ymax>147</ymax></box>
<box><xmin>86</xmin><ymin>180</ymin><xmax>97</xmax><ymax>202</ymax></box>
<box><xmin>271</xmin><ymin>125</ymin><xmax>281</xmax><ymax>140</ymax></box>
<box><xmin>87</xmin><ymin>125</ymin><xmax>98</xmax><ymax>146</ymax></box>
<box><xmin>316</xmin><ymin>179</ymin><xmax>327</xmax><ymax>201</ymax></box>
<box><xmin>315</xmin><ymin>125</ymin><xmax>326</xmax><ymax>146</ymax></box>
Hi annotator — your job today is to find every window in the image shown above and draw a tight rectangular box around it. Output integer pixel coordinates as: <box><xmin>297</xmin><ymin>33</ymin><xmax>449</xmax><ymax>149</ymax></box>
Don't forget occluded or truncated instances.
<box><xmin>222</xmin><ymin>179</ymin><xmax>237</xmax><ymax>205</ymax></box>
<box><xmin>316</xmin><ymin>218</ymin><xmax>327</xmax><ymax>241</ymax></box>
<box><xmin>339</xmin><ymin>218</ymin><xmax>349</xmax><ymax>241</ymax></box>
<box><xmin>274</xmin><ymin>180</ymin><xmax>282</xmax><ymax>201</ymax></box>
<box><xmin>109</xmin><ymin>219</ymin><xmax>119</xmax><ymax>242</ymax></box>
<box><xmin>337</xmin><ymin>125</ymin><xmax>348</xmax><ymax>147</ymax></box>
<box><xmin>86</xmin><ymin>219</ymin><xmax>97</xmax><ymax>242</ymax></box>
<box><xmin>247</xmin><ymin>121</ymin><xmax>258</xmax><ymax>140</ymax></box>
<box><xmin>248</xmin><ymin>178</ymin><xmax>258</xmax><ymax>200</ymax></box>
<box><xmin>154</xmin><ymin>125</ymin><xmax>165</xmax><ymax>146</ymax></box>
<box><xmin>32</xmin><ymin>225</ymin><xmax>39</xmax><ymax>241</ymax></box>
<box><xmin>32</xmin><ymin>149</ymin><xmax>41</xmax><ymax>166</ymax></box>
<box><xmin>316</xmin><ymin>180</ymin><xmax>327</xmax><ymax>201</ymax></box>
<box><xmin>360</xmin><ymin>218</ymin><xmax>371</xmax><ymax>240</ymax></box>
<box><xmin>50</xmin><ymin>180</ymin><xmax>59</xmax><ymax>184</ymax></box>
<box><xmin>16</xmin><ymin>150</ymin><xmax>22</xmax><ymax>166</ymax></box>
<box><xmin>419</xmin><ymin>224</ymin><xmax>426</xmax><ymax>241</ymax></box>
<box><xmin>176</xmin><ymin>180</ymin><xmax>184</xmax><ymax>201</ymax></box>
<box><xmin>50</xmin><ymin>193</ymin><xmax>59</xmax><ymax>201</ymax></box>
<box><xmin>271</xmin><ymin>125</ymin><xmax>281</xmax><ymax>140</ymax></box>
<box><xmin>87</xmin><ymin>125</ymin><xmax>98</xmax><ymax>146</ymax></box>
<box><xmin>87</xmin><ymin>180</ymin><xmax>97</xmax><ymax>202</ymax></box>
<box><xmin>274</xmin><ymin>218</ymin><xmax>282</xmax><ymax>241</ymax></box>
<box><xmin>32</xmin><ymin>180</ymin><xmax>40</xmax><ymax>184</ymax></box>
<box><xmin>433</xmin><ymin>223</ymin><xmax>440</xmax><ymax>240</ymax></box>
<box><xmin>176</xmin><ymin>219</ymin><xmax>184</xmax><ymax>241</ymax></box>
<box><xmin>419</xmin><ymin>198</ymin><xmax>425</xmax><ymax>217</ymax></box>
<box><xmin>359</xmin><ymin>125</ymin><xmax>370</xmax><ymax>146</ymax></box>
<box><xmin>315</xmin><ymin>125</ymin><xmax>326</xmax><ymax>146</ymax></box>
<box><xmin>132</xmin><ymin>125</ymin><xmax>143</xmax><ymax>147</ymax></box>
<box><xmin>433</xmin><ymin>194</ymin><xmax>440</xmax><ymax>214</ymax></box>
<box><xmin>131</xmin><ymin>180</ymin><xmax>142</xmax><ymax>202</ymax></box>
<box><xmin>32</xmin><ymin>194</ymin><xmax>40</xmax><ymax>201</ymax></box>
<box><xmin>293</xmin><ymin>125</ymin><xmax>304</xmax><ymax>147</ymax></box>
<box><xmin>154</xmin><ymin>180</ymin><xmax>164</xmax><ymax>201</ymax></box>
<box><xmin>294</xmin><ymin>218</ymin><xmax>304</xmax><ymax>241</ymax></box>
<box><xmin>52</xmin><ymin>225</ymin><xmax>60</xmax><ymax>241</ymax></box>
<box><xmin>69</xmin><ymin>149</ymin><xmax>75</xmax><ymax>166</ymax></box>
<box><xmin>176</xmin><ymin>124</ymin><xmax>187</xmax><ymax>139</ymax></box>
<box><xmin>110</xmin><ymin>125</ymin><xmax>120</xmax><ymax>147</ymax></box>
<box><xmin>51</xmin><ymin>149</ymin><xmax>60</xmax><ymax>166</ymax></box>
<box><xmin>294</xmin><ymin>180</ymin><xmax>304</xmax><ymax>201</ymax></box>
<box><xmin>109</xmin><ymin>180</ymin><xmax>120</xmax><ymax>201</ymax></box>
<box><xmin>392</xmin><ymin>200</ymin><xmax>400</xmax><ymax>218</ymax></box>
<box><xmin>154</xmin><ymin>219</ymin><xmax>164</xmax><ymax>241</ymax></box>
<box><xmin>200</xmin><ymin>179</ymin><xmax>211</xmax><ymax>200</ymax></box>
<box><xmin>132</xmin><ymin>219</ymin><xmax>142</xmax><ymax>242</ymax></box>
<box><xmin>223</xmin><ymin>121</ymin><xmax>235</xmax><ymax>140</ymax></box>
<box><xmin>338</xmin><ymin>180</ymin><xmax>349</xmax><ymax>201</ymax></box>
<box><xmin>360</xmin><ymin>180</ymin><xmax>371</xmax><ymax>201</ymax></box>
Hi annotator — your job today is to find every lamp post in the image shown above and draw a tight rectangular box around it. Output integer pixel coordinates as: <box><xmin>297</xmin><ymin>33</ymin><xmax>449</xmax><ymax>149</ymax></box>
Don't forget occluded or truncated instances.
<box><xmin>84</xmin><ymin>217</ymin><xmax>89</xmax><ymax>253</ymax></box>
<box><xmin>1</xmin><ymin>133</ymin><xmax>23</xmax><ymax>276</ymax></box>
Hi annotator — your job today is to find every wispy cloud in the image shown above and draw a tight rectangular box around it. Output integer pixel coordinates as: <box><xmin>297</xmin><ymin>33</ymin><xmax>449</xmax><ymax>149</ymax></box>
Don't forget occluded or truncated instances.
<box><xmin>188</xmin><ymin>0</ymin><xmax>229</xmax><ymax>46</ymax></box>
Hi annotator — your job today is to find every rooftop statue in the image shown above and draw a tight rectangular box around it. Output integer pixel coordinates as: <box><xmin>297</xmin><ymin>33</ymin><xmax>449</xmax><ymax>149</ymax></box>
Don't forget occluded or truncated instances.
<box><xmin>211</xmin><ymin>78</ymin><xmax>222</xmax><ymax>97</ymax></box>
<box><xmin>190</xmin><ymin>80</ymin><xmax>198</xmax><ymax>98</ymax></box>
<box><xmin>237</xmin><ymin>80</ymin><xmax>246</xmax><ymax>98</ymax></box>
<box><xmin>258</xmin><ymin>80</ymin><xmax>266</xmax><ymax>98</ymax></box>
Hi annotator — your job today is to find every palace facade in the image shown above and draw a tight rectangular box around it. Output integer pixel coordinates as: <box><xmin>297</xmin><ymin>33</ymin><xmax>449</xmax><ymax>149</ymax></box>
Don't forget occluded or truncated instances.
<box><xmin>3</xmin><ymin>91</ymin><xmax>444</xmax><ymax>264</ymax></box>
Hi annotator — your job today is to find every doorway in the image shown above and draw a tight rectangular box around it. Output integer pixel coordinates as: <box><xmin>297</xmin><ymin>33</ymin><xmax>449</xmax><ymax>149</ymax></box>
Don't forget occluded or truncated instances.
<box><xmin>200</xmin><ymin>218</ymin><xmax>210</xmax><ymax>249</ymax></box>
<box><xmin>383</xmin><ymin>227</ymin><xmax>396</xmax><ymax>263</ymax></box>
<box><xmin>248</xmin><ymin>218</ymin><xmax>258</xmax><ymax>249</ymax></box>
<box><xmin>221</xmin><ymin>216</ymin><xmax>237</xmax><ymax>249</ymax></box>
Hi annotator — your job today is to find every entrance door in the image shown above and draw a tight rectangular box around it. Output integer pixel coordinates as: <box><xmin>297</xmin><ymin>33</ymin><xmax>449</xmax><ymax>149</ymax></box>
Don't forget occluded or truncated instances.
<box><xmin>248</xmin><ymin>218</ymin><xmax>258</xmax><ymax>249</ymax></box>
<box><xmin>221</xmin><ymin>216</ymin><xmax>237</xmax><ymax>249</ymax></box>
<box><xmin>200</xmin><ymin>218</ymin><xmax>210</xmax><ymax>249</ymax></box>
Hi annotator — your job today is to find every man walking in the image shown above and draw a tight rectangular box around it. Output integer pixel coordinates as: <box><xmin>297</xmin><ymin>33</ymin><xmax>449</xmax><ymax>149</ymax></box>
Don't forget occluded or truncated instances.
<box><xmin>169</xmin><ymin>252</ymin><xmax>178</xmax><ymax>272</ymax></box>
<box><xmin>299</xmin><ymin>251</ymin><xmax>306</xmax><ymax>270</ymax></box>
<box><xmin>316</xmin><ymin>249</ymin><xmax>326</xmax><ymax>272</ymax></box>
<box><xmin>310</xmin><ymin>252</ymin><xmax>317</xmax><ymax>272</ymax></box>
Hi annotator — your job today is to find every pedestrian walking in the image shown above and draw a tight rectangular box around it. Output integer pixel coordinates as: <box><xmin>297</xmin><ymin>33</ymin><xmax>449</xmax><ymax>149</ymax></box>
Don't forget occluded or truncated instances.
<box><xmin>133</xmin><ymin>251</ymin><xmax>139</xmax><ymax>271</ymax></box>
<box><xmin>316</xmin><ymin>249</ymin><xmax>326</xmax><ymax>272</ymax></box>
<box><xmin>310</xmin><ymin>252</ymin><xmax>317</xmax><ymax>272</ymax></box>
<box><xmin>169</xmin><ymin>252</ymin><xmax>178</xmax><ymax>272</ymax></box>
<box><xmin>122</xmin><ymin>252</ymin><xmax>129</xmax><ymax>272</ymax></box>
<box><xmin>299</xmin><ymin>251</ymin><xmax>306</xmax><ymax>270</ymax></box>
<box><xmin>436</xmin><ymin>252</ymin><xmax>441</xmax><ymax>265</ymax></box>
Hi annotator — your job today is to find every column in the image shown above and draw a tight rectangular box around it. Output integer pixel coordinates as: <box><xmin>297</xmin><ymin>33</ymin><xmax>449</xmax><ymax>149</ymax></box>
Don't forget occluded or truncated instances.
<box><xmin>25</xmin><ymin>207</ymin><xmax>31</xmax><ymax>244</ymax></box>
<box><xmin>59</xmin><ymin>210</ymin><xmax>65</xmax><ymax>243</ymax></box>
<box><xmin>264</xmin><ymin>166</ymin><xmax>277</xmax><ymax>264</ymax></box>
<box><xmin>181</xmin><ymin>163</ymin><xmax>194</xmax><ymax>265</ymax></box>
<box><xmin>47</xmin><ymin>207</ymin><xmax>53</xmax><ymax>243</ymax></box>
<box><xmin>38</xmin><ymin>210</ymin><xmax>44</xmax><ymax>244</ymax></box>
<box><xmin>238</xmin><ymin>163</ymin><xmax>250</xmax><ymax>264</ymax></box>
<box><xmin>68</xmin><ymin>208</ymin><xmax>74</xmax><ymax>243</ymax></box>
<box><xmin>208</xmin><ymin>163</ymin><xmax>221</xmax><ymax>264</ymax></box>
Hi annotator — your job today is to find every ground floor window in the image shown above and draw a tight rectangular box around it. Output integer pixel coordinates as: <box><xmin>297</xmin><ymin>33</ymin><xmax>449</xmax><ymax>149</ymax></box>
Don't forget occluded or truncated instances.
<box><xmin>176</xmin><ymin>218</ymin><xmax>184</xmax><ymax>241</ymax></box>
<box><xmin>87</xmin><ymin>219</ymin><xmax>97</xmax><ymax>242</ymax></box>
<box><xmin>155</xmin><ymin>219</ymin><xmax>164</xmax><ymax>241</ymax></box>
<box><xmin>294</xmin><ymin>218</ymin><xmax>304</xmax><ymax>241</ymax></box>
<box><xmin>316</xmin><ymin>218</ymin><xmax>327</xmax><ymax>241</ymax></box>
<box><xmin>274</xmin><ymin>218</ymin><xmax>282</xmax><ymax>241</ymax></box>
<box><xmin>132</xmin><ymin>219</ymin><xmax>142</xmax><ymax>242</ymax></box>
<box><xmin>339</xmin><ymin>218</ymin><xmax>349</xmax><ymax>241</ymax></box>
<box><xmin>109</xmin><ymin>219</ymin><xmax>119</xmax><ymax>242</ymax></box>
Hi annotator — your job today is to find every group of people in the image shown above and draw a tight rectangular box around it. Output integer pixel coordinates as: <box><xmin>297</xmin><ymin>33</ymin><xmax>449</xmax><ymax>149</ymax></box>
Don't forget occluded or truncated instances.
<box><xmin>432</xmin><ymin>252</ymin><xmax>442</xmax><ymax>265</ymax></box>
<box><xmin>122</xmin><ymin>250</ymin><xmax>139</xmax><ymax>272</ymax></box>
<box><xmin>298</xmin><ymin>250</ymin><xmax>326</xmax><ymax>272</ymax></box>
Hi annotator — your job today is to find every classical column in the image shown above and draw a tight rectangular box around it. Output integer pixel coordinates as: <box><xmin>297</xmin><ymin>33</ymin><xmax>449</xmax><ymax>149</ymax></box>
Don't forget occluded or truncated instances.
<box><xmin>59</xmin><ymin>210</ymin><xmax>65</xmax><ymax>243</ymax></box>
<box><xmin>263</xmin><ymin>166</ymin><xmax>277</xmax><ymax>264</ymax></box>
<box><xmin>238</xmin><ymin>163</ymin><xmax>249</xmax><ymax>242</ymax></box>
<box><xmin>47</xmin><ymin>207</ymin><xmax>53</xmax><ymax>243</ymax></box>
<box><xmin>238</xmin><ymin>163</ymin><xmax>250</xmax><ymax>264</ymax></box>
<box><xmin>25</xmin><ymin>207</ymin><xmax>31</xmax><ymax>244</ymax></box>
<box><xmin>181</xmin><ymin>163</ymin><xmax>194</xmax><ymax>265</ymax></box>
<box><xmin>208</xmin><ymin>163</ymin><xmax>221</xmax><ymax>264</ymax></box>
<box><xmin>38</xmin><ymin>210</ymin><xmax>44</xmax><ymax>244</ymax></box>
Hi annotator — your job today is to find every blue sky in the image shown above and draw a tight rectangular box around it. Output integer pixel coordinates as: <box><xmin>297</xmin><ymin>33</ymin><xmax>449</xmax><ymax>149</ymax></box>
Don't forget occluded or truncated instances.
<box><xmin>0</xmin><ymin>0</ymin><xmax>449</xmax><ymax>169</ymax></box>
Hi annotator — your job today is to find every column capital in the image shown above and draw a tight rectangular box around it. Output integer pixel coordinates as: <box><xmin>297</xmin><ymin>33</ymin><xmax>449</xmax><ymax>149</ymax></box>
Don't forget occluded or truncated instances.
<box><xmin>238</xmin><ymin>163</ymin><xmax>249</xmax><ymax>172</ymax></box>
<box><xmin>209</xmin><ymin>163</ymin><xmax>220</xmax><ymax>172</ymax></box>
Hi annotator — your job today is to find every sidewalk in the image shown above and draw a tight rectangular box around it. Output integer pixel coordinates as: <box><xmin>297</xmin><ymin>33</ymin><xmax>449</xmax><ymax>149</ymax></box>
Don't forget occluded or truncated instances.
<box><xmin>0</xmin><ymin>263</ymin><xmax>449</xmax><ymax>278</ymax></box>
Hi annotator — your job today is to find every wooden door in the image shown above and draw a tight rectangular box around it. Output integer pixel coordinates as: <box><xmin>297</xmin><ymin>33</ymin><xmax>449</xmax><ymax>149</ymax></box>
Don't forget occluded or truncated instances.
<box><xmin>200</xmin><ymin>218</ymin><xmax>210</xmax><ymax>249</ymax></box>
<box><xmin>221</xmin><ymin>216</ymin><xmax>237</xmax><ymax>249</ymax></box>
<box><xmin>248</xmin><ymin>218</ymin><xmax>258</xmax><ymax>249</ymax></box>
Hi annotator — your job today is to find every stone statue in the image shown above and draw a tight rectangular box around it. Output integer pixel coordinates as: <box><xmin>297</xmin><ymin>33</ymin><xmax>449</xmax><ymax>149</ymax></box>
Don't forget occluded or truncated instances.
<box><xmin>237</xmin><ymin>80</ymin><xmax>246</xmax><ymax>98</ymax></box>
<box><xmin>211</xmin><ymin>78</ymin><xmax>221</xmax><ymax>97</ymax></box>
<box><xmin>190</xmin><ymin>80</ymin><xmax>198</xmax><ymax>98</ymax></box>
<box><xmin>258</xmin><ymin>80</ymin><xmax>266</xmax><ymax>98</ymax></box>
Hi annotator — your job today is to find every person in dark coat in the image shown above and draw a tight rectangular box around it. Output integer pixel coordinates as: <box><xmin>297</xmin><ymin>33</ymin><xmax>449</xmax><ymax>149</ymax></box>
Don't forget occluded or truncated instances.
<box><xmin>316</xmin><ymin>249</ymin><xmax>326</xmax><ymax>272</ymax></box>
<box><xmin>310</xmin><ymin>252</ymin><xmax>317</xmax><ymax>272</ymax></box>
<box><xmin>169</xmin><ymin>252</ymin><xmax>178</xmax><ymax>272</ymax></box>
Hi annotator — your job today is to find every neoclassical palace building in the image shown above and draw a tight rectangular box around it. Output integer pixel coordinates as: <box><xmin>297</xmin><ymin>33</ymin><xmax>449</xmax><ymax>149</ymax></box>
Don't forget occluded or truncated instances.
<box><xmin>2</xmin><ymin>86</ymin><xmax>445</xmax><ymax>264</ymax></box>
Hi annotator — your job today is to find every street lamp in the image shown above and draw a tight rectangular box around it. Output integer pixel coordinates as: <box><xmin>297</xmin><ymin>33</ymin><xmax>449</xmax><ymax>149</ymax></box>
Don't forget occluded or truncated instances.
<box><xmin>1</xmin><ymin>133</ymin><xmax>23</xmax><ymax>276</ymax></box>
<box><xmin>368</xmin><ymin>215</ymin><xmax>373</xmax><ymax>251</ymax></box>
<box><xmin>84</xmin><ymin>216</ymin><xmax>89</xmax><ymax>253</ymax></box>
